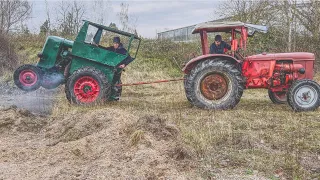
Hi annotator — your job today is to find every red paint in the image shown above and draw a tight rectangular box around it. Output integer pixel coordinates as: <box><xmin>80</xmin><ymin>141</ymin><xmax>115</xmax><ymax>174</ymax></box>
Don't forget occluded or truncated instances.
<box><xmin>73</xmin><ymin>76</ymin><xmax>100</xmax><ymax>103</ymax></box>
<box><xmin>19</xmin><ymin>70</ymin><xmax>38</xmax><ymax>86</ymax></box>
<box><xmin>242</xmin><ymin>53</ymin><xmax>314</xmax><ymax>91</ymax></box>
<box><xmin>200</xmin><ymin>30</ymin><xmax>209</xmax><ymax>55</ymax></box>
<box><xmin>183</xmin><ymin>23</ymin><xmax>316</xmax><ymax>94</ymax></box>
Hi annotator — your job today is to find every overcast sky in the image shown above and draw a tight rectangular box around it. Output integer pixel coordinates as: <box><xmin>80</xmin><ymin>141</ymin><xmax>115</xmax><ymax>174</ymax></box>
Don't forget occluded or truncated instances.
<box><xmin>27</xmin><ymin>0</ymin><xmax>222</xmax><ymax>38</ymax></box>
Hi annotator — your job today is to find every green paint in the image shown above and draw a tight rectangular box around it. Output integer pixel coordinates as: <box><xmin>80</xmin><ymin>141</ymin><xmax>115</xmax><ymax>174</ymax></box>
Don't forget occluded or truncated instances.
<box><xmin>33</xmin><ymin>20</ymin><xmax>141</xmax><ymax>99</ymax></box>
<box><xmin>37</xmin><ymin>36</ymin><xmax>73</xmax><ymax>69</ymax></box>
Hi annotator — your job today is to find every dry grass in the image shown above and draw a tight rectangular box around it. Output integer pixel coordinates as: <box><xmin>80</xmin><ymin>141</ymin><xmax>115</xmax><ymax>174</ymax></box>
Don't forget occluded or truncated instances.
<box><xmin>129</xmin><ymin>130</ymin><xmax>145</xmax><ymax>146</ymax></box>
<box><xmin>50</xmin><ymin>57</ymin><xmax>320</xmax><ymax>179</ymax></box>
<box><xmin>6</xmin><ymin>35</ymin><xmax>319</xmax><ymax>178</ymax></box>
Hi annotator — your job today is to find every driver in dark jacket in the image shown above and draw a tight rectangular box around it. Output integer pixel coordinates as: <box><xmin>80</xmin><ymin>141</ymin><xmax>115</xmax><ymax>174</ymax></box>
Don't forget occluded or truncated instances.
<box><xmin>210</xmin><ymin>35</ymin><xmax>231</xmax><ymax>54</ymax></box>
<box><xmin>106</xmin><ymin>37</ymin><xmax>133</xmax><ymax>68</ymax></box>
<box><xmin>106</xmin><ymin>36</ymin><xmax>133</xmax><ymax>101</ymax></box>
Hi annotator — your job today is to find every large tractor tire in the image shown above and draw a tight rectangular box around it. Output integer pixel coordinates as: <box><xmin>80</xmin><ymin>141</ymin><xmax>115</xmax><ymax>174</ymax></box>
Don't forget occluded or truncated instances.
<box><xmin>66</xmin><ymin>67</ymin><xmax>111</xmax><ymax>105</ymax></box>
<box><xmin>184</xmin><ymin>59</ymin><xmax>244</xmax><ymax>110</ymax></box>
<box><xmin>184</xmin><ymin>75</ymin><xmax>192</xmax><ymax>103</ymax></box>
<box><xmin>268</xmin><ymin>90</ymin><xmax>287</xmax><ymax>104</ymax></box>
<box><xmin>14</xmin><ymin>64</ymin><xmax>42</xmax><ymax>92</ymax></box>
<box><xmin>287</xmin><ymin>79</ymin><xmax>320</xmax><ymax>112</ymax></box>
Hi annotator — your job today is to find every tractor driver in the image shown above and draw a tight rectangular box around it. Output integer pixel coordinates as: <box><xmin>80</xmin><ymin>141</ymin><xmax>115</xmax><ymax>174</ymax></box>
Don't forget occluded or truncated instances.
<box><xmin>106</xmin><ymin>36</ymin><xmax>134</xmax><ymax>101</ymax></box>
<box><xmin>210</xmin><ymin>35</ymin><xmax>231</xmax><ymax>54</ymax></box>
<box><xmin>106</xmin><ymin>36</ymin><xmax>133</xmax><ymax>68</ymax></box>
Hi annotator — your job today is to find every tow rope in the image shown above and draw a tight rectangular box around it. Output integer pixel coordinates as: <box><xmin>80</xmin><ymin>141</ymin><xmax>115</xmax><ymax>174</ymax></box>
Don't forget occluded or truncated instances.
<box><xmin>115</xmin><ymin>78</ymin><xmax>185</xmax><ymax>87</ymax></box>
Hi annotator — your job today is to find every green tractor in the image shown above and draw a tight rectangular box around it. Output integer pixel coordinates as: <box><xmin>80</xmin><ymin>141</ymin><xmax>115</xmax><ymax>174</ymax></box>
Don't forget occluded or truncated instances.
<box><xmin>14</xmin><ymin>20</ymin><xmax>141</xmax><ymax>104</ymax></box>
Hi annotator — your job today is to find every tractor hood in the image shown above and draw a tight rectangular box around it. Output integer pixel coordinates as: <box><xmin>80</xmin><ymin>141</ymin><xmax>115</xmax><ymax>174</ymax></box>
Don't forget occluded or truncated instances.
<box><xmin>246</xmin><ymin>52</ymin><xmax>315</xmax><ymax>61</ymax></box>
<box><xmin>46</xmin><ymin>36</ymin><xmax>74</xmax><ymax>48</ymax></box>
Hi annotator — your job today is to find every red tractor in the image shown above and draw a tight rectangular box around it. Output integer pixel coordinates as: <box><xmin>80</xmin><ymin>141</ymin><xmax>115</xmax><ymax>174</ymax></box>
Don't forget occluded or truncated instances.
<box><xmin>183</xmin><ymin>21</ymin><xmax>320</xmax><ymax>111</ymax></box>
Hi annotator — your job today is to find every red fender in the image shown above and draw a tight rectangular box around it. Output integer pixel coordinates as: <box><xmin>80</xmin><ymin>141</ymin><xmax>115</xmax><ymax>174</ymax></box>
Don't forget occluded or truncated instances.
<box><xmin>182</xmin><ymin>54</ymin><xmax>241</xmax><ymax>74</ymax></box>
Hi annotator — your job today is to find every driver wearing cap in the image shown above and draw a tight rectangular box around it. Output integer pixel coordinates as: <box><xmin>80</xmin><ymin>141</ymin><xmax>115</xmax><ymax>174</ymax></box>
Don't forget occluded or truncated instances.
<box><xmin>210</xmin><ymin>35</ymin><xmax>231</xmax><ymax>54</ymax></box>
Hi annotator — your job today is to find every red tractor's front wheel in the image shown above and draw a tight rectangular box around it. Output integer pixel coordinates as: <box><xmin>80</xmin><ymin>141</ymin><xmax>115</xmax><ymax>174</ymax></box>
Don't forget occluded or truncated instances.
<box><xmin>287</xmin><ymin>80</ymin><xmax>320</xmax><ymax>112</ymax></box>
<box><xmin>268</xmin><ymin>90</ymin><xmax>287</xmax><ymax>104</ymax></box>
<box><xmin>66</xmin><ymin>67</ymin><xmax>111</xmax><ymax>105</ymax></box>
<box><xmin>14</xmin><ymin>64</ymin><xmax>42</xmax><ymax>92</ymax></box>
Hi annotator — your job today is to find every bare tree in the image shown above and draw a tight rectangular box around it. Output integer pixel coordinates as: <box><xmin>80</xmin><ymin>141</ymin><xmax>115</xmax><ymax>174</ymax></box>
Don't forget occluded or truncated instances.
<box><xmin>0</xmin><ymin>0</ymin><xmax>31</xmax><ymax>34</ymax></box>
<box><xmin>72</xmin><ymin>1</ymin><xmax>85</xmax><ymax>34</ymax></box>
<box><xmin>293</xmin><ymin>1</ymin><xmax>320</xmax><ymax>40</ymax></box>
<box><xmin>91</xmin><ymin>0</ymin><xmax>111</xmax><ymax>25</ymax></box>
<box><xmin>117</xmin><ymin>3</ymin><xmax>138</xmax><ymax>34</ymax></box>
<box><xmin>118</xmin><ymin>3</ymin><xmax>129</xmax><ymax>32</ymax></box>
<box><xmin>56</xmin><ymin>0</ymin><xmax>86</xmax><ymax>36</ymax></box>
<box><xmin>44</xmin><ymin>0</ymin><xmax>50</xmax><ymax>36</ymax></box>
<box><xmin>217</xmin><ymin>0</ymin><xmax>276</xmax><ymax>25</ymax></box>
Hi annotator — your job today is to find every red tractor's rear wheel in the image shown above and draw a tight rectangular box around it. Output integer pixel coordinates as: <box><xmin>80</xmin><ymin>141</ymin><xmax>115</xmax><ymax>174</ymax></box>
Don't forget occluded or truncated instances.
<box><xmin>14</xmin><ymin>64</ymin><xmax>42</xmax><ymax>92</ymax></box>
<box><xmin>184</xmin><ymin>59</ymin><xmax>244</xmax><ymax>110</ymax></box>
<box><xmin>66</xmin><ymin>67</ymin><xmax>111</xmax><ymax>105</ymax></box>
<box><xmin>268</xmin><ymin>90</ymin><xmax>287</xmax><ymax>104</ymax></box>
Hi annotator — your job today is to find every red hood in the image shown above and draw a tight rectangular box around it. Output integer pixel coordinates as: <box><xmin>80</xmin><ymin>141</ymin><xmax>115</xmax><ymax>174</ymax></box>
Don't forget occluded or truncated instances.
<box><xmin>247</xmin><ymin>52</ymin><xmax>315</xmax><ymax>61</ymax></box>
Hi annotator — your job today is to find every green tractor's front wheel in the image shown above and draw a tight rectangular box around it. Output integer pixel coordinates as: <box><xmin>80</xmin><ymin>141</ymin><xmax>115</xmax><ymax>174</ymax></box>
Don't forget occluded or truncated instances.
<box><xmin>65</xmin><ymin>67</ymin><xmax>111</xmax><ymax>105</ymax></box>
<box><xmin>14</xmin><ymin>64</ymin><xmax>42</xmax><ymax>92</ymax></box>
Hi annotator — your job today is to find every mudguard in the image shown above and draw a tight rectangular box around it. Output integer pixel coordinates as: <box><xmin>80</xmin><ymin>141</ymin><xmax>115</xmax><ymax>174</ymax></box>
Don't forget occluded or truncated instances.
<box><xmin>182</xmin><ymin>54</ymin><xmax>241</xmax><ymax>74</ymax></box>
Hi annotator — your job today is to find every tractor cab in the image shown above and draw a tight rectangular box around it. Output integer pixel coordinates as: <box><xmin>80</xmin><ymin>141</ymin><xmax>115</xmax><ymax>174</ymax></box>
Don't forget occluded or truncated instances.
<box><xmin>183</xmin><ymin>21</ymin><xmax>268</xmax><ymax>74</ymax></box>
<box><xmin>192</xmin><ymin>21</ymin><xmax>268</xmax><ymax>59</ymax></box>
<box><xmin>70</xmin><ymin>20</ymin><xmax>141</xmax><ymax>74</ymax></box>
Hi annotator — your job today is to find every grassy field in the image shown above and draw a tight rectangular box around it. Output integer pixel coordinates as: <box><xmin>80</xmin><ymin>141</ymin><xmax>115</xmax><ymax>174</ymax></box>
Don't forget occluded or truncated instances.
<box><xmin>47</xmin><ymin>54</ymin><xmax>320</xmax><ymax>179</ymax></box>
<box><xmin>2</xmin><ymin>36</ymin><xmax>318</xmax><ymax>179</ymax></box>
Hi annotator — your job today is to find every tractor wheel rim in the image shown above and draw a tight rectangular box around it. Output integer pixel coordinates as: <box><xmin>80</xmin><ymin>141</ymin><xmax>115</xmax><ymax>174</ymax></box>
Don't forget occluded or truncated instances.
<box><xmin>19</xmin><ymin>70</ymin><xmax>38</xmax><ymax>86</ymax></box>
<box><xmin>294</xmin><ymin>85</ymin><xmax>318</xmax><ymax>108</ymax></box>
<box><xmin>74</xmin><ymin>76</ymin><xmax>100</xmax><ymax>103</ymax></box>
<box><xmin>274</xmin><ymin>92</ymin><xmax>286</xmax><ymax>101</ymax></box>
<box><xmin>200</xmin><ymin>74</ymin><xmax>228</xmax><ymax>100</ymax></box>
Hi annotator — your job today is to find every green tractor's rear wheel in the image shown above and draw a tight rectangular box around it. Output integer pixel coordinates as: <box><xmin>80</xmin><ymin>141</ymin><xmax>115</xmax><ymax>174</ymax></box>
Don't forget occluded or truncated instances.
<box><xmin>14</xmin><ymin>64</ymin><xmax>42</xmax><ymax>92</ymax></box>
<box><xmin>287</xmin><ymin>80</ymin><xmax>320</xmax><ymax>112</ymax></box>
<box><xmin>268</xmin><ymin>90</ymin><xmax>287</xmax><ymax>104</ymax></box>
<box><xmin>184</xmin><ymin>59</ymin><xmax>244</xmax><ymax>110</ymax></box>
<box><xmin>66</xmin><ymin>67</ymin><xmax>111</xmax><ymax>105</ymax></box>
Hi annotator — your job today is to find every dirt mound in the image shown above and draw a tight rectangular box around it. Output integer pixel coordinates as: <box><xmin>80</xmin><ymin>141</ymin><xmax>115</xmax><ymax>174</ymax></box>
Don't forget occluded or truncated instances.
<box><xmin>0</xmin><ymin>105</ymin><xmax>47</xmax><ymax>133</ymax></box>
<box><xmin>120</xmin><ymin>115</ymin><xmax>197</xmax><ymax>178</ymax></box>
<box><xmin>131</xmin><ymin>115</ymin><xmax>180</xmax><ymax>141</ymax></box>
<box><xmin>126</xmin><ymin>115</ymin><xmax>195</xmax><ymax>161</ymax></box>
<box><xmin>0</xmin><ymin>107</ymin><xmax>199</xmax><ymax>179</ymax></box>
<box><xmin>44</xmin><ymin>109</ymin><xmax>114</xmax><ymax>146</ymax></box>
